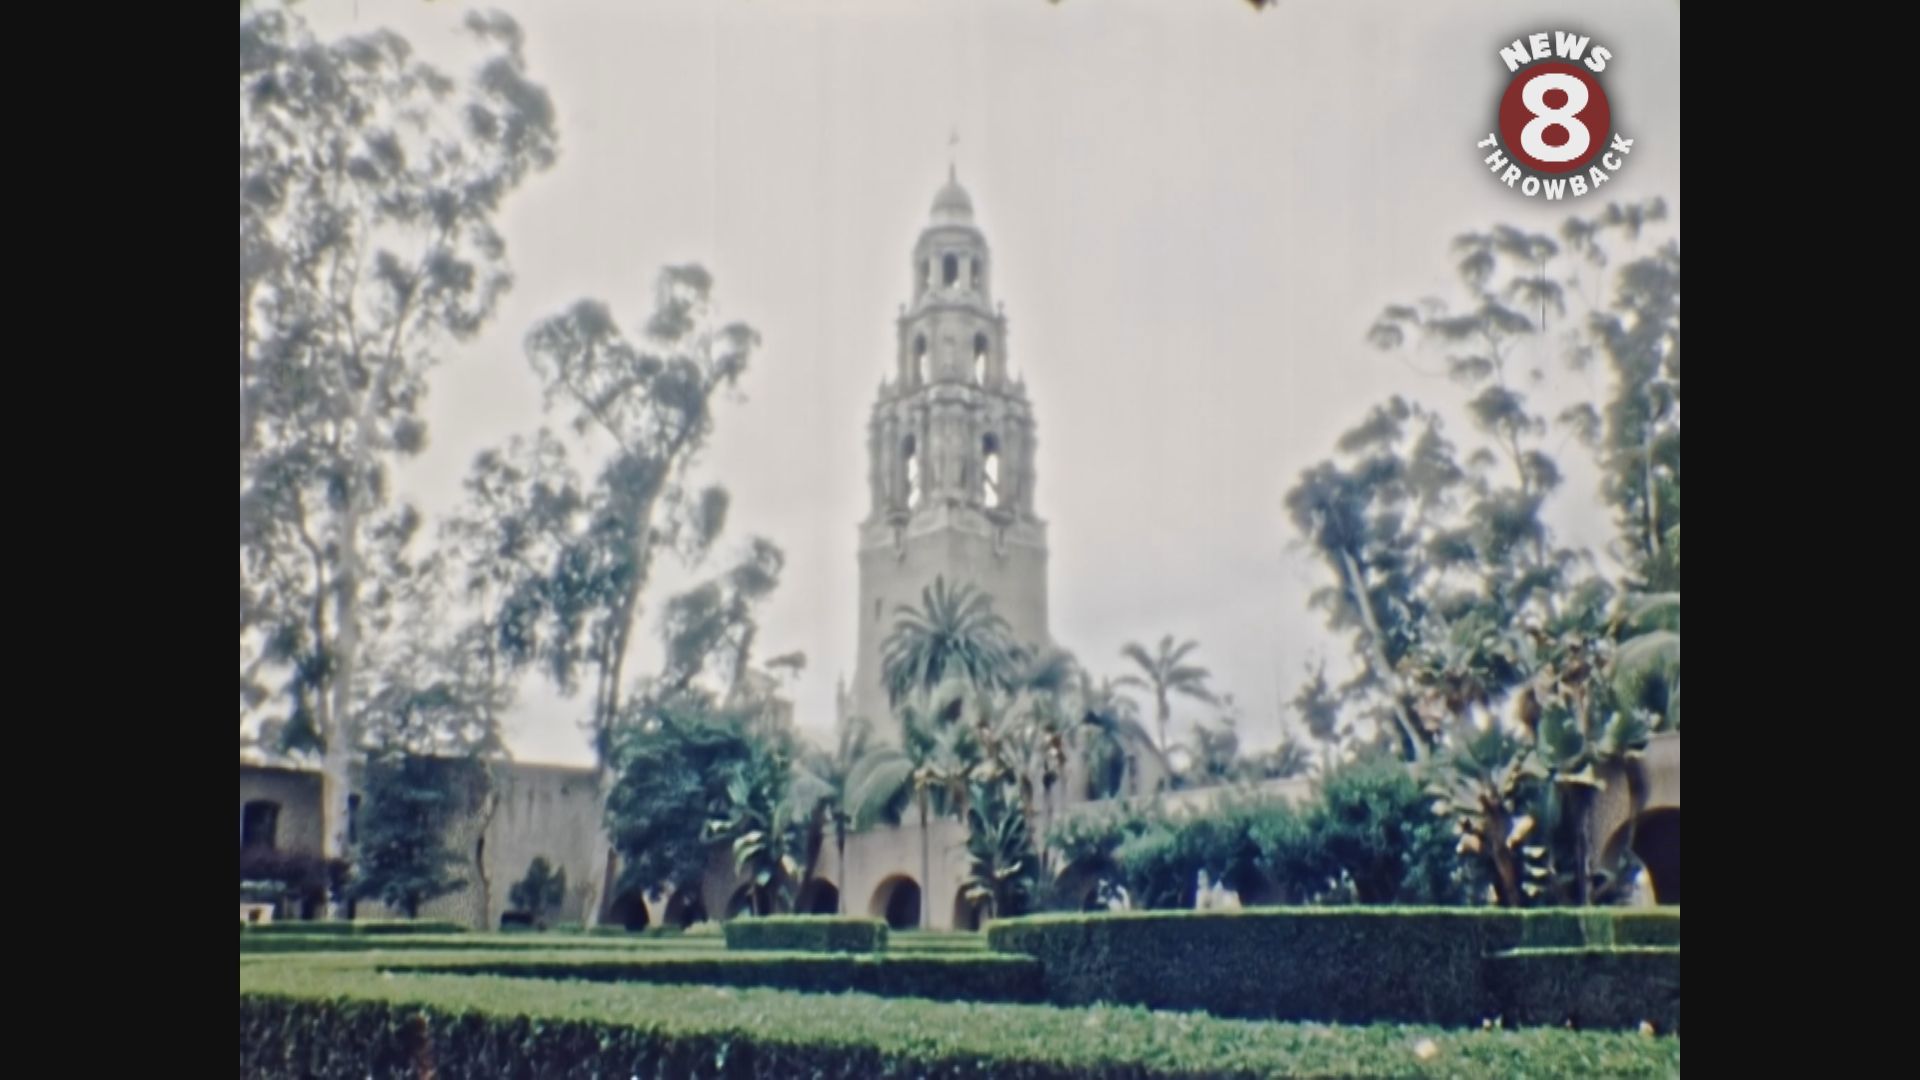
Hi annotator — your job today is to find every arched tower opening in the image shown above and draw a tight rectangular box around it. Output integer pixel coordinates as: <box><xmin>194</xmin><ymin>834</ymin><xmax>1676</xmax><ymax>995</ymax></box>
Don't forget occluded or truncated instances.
<box><xmin>903</xmin><ymin>435</ymin><xmax>920</xmax><ymax>508</ymax></box>
<box><xmin>982</xmin><ymin>433</ymin><xmax>1001</xmax><ymax>508</ymax></box>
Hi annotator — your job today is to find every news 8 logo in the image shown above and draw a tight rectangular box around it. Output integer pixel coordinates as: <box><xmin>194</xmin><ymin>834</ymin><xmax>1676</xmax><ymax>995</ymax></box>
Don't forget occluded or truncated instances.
<box><xmin>1477</xmin><ymin>32</ymin><xmax>1634</xmax><ymax>200</ymax></box>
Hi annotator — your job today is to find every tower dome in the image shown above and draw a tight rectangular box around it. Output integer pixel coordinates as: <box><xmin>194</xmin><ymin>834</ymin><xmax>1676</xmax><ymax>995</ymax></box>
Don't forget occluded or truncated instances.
<box><xmin>930</xmin><ymin>166</ymin><xmax>973</xmax><ymax>224</ymax></box>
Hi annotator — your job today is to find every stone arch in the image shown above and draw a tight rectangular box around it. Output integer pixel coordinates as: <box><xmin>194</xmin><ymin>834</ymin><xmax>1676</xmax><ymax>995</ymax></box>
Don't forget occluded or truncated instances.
<box><xmin>1053</xmin><ymin>857</ymin><xmax>1122</xmax><ymax>912</ymax></box>
<box><xmin>662</xmin><ymin>889</ymin><xmax>708</xmax><ymax>928</ymax></box>
<box><xmin>868</xmin><ymin>875</ymin><xmax>922</xmax><ymax>930</ymax></box>
<box><xmin>952</xmin><ymin>887</ymin><xmax>986</xmax><ymax>932</ymax></box>
<box><xmin>607</xmin><ymin>886</ymin><xmax>652</xmax><ymax>931</ymax></box>
<box><xmin>795</xmin><ymin>878</ymin><xmax>841</xmax><ymax>915</ymax></box>
<box><xmin>1632</xmin><ymin>808</ymin><xmax>1680</xmax><ymax>904</ymax></box>
<box><xmin>725</xmin><ymin>882</ymin><xmax>767</xmax><ymax>920</ymax></box>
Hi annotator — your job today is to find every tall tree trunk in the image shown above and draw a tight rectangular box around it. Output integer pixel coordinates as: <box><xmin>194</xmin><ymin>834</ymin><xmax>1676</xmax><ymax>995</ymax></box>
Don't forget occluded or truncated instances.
<box><xmin>836</xmin><ymin>828</ymin><xmax>847</xmax><ymax>915</ymax></box>
<box><xmin>322</xmin><ymin>512</ymin><xmax>362</xmax><ymax>920</ymax></box>
<box><xmin>1335</xmin><ymin>547</ymin><xmax>1424</xmax><ymax>762</ymax></box>
<box><xmin>586</xmin><ymin>501</ymin><xmax>664</xmax><ymax>928</ymax></box>
<box><xmin>918</xmin><ymin>794</ymin><xmax>931</xmax><ymax>930</ymax></box>
<box><xmin>472</xmin><ymin>780</ymin><xmax>498</xmax><ymax>931</ymax></box>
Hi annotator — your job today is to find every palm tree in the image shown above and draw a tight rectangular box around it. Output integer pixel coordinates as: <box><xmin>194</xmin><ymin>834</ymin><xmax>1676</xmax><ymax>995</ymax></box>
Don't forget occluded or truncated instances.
<box><xmin>960</xmin><ymin>782</ymin><xmax>1038</xmax><ymax>924</ymax></box>
<box><xmin>881</xmin><ymin>577</ymin><xmax>1016</xmax><ymax>708</ymax></box>
<box><xmin>783</xmin><ymin>714</ymin><xmax>872</xmax><ymax>914</ymax></box>
<box><xmin>846</xmin><ymin>686</ymin><xmax>978</xmax><ymax>927</ymax></box>
<box><xmin>1077</xmin><ymin>673</ymin><xmax>1154</xmax><ymax>799</ymax></box>
<box><xmin>708</xmin><ymin>747</ymin><xmax>801</xmax><ymax>916</ymax></box>
<box><xmin>973</xmin><ymin>646</ymin><xmax>1079</xmax><ymax>832</ymax></box>
<box><xmin>1117</xmin><ymin>635</ymin><xmax>1220</xmax><ymax>753</ymax></box>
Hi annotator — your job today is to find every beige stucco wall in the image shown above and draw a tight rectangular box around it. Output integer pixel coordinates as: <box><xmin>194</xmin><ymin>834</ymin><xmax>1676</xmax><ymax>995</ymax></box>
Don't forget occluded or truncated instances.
<box><xmin>239</xmin><ymin>764</ymin><xmax>324</xmax><ymax>856</ymax></box>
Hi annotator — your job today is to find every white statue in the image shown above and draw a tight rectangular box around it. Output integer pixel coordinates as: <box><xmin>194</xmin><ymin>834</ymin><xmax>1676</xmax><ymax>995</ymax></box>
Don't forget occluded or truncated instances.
<box><xmin>1195</xmin><ymin>869</ymin><xmax>1213</xmax><ymax>910</ymax></box>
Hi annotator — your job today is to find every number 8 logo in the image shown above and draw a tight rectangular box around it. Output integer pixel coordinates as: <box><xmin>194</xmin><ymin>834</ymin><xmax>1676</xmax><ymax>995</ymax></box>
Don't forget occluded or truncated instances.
<box><xmin>1497</xmin><ymin>61</ymin><xmax>1610</xmax><ymax>175</ymax></box>
<box><xmin>1520</xmin><ymin>73</ymin><xmax>1590</xmax><ymax>163</ymax></box>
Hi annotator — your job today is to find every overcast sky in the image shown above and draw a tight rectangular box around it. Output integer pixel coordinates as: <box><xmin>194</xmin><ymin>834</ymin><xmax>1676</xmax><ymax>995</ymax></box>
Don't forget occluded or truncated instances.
<box><xmin>294</xmin><ymin>0</ymin><xmax>1681</xmax><ymax>767</ymax></box>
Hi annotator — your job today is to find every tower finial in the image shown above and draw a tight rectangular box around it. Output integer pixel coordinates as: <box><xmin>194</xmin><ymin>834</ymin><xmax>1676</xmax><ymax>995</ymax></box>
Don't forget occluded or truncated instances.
<box><xmin>949</xmin><ymin>127</ymin><xmax>959</xmax><ymax>181</ymax></box>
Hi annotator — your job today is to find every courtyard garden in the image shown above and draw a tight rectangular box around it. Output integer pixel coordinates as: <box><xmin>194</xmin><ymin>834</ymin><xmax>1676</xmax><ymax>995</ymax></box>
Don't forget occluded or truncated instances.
<box><xmin>239</xmin><ymin>909</ymin><xmax>1678</xmax><ymax>1077</ymax></box>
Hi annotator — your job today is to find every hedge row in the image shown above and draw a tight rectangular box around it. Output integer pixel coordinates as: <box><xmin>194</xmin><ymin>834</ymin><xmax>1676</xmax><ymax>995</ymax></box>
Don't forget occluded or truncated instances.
<box><xmin>239</xmin><ymin>959</ymin><xmax>1682</xmax><ymax>1078</ymax></box>
<box><xmin>388</xmin><ymin>951</ymin><xmax>1042</xmax><ymax>1004</ymax></box>
<box><xmin>1606</xmin><ymin>912</ymin><xmax>1683</xmax><ymax>947</ymax></box>
<box><xmin>987</xmin><ymin>907</ymin><xmax>1678</xmax><ymax>1029</ymax></box>
<box><xmin>1488</xmin><ymin>948</ymin><xmax>1681</xmax><ymax>1034</ymax></box>
<box><xmin>723</xmin><ymin>916</ymin><xmax>888</xmax><ymax>953</ymax></box>
<box><xmin>242</xmin><ymin>919</ymin><xmax>467</xmax><ymax>936</ymax></box>
<box><xmin>240</xmin><ymin>933</ymin><xmax>721</xmax><ymax>955</ymax></box>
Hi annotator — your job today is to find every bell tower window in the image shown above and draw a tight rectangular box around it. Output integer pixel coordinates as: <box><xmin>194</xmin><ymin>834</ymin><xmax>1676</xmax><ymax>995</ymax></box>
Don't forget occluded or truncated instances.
<box><xmin>913</xmin><ymin>335</ymin><xmax>928</xmax><ymax>384</ymax></box>
<box><xmin>943</xmin><ymin>253</ymin><xmax>959</xmax><ymax>288</ymax></box>
<box><xmin>973</xmin><ymin>333</ymin><xmax>990</xmax><ymax>384</ymax></box>
<box><xmin>982</xmin><ymin>433</ymin><xmax>1001</xmax><ymax>509</ymax></box>
<box><xmin>903</xmin><ymin>436</ymin><xmax>921</xmax><ymax>509</ymax></box>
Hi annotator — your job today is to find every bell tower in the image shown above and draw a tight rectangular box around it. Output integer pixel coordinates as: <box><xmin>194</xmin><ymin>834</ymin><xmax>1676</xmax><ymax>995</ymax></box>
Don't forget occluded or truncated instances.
<box><xmin>850</xmin><ymin>170</ymin><xmax>1050</xmax><ymax>739</ymax></box>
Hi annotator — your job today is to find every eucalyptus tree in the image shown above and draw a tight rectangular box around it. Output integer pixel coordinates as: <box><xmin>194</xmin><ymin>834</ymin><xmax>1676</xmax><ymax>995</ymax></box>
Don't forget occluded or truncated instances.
<box><xmin>239</xmin><ymin>7</ymin><xmax>556</xmax><ymax>903</ymax></box>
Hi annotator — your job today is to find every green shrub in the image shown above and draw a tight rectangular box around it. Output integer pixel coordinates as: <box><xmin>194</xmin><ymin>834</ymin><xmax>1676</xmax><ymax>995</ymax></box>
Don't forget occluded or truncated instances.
<box><xmin>1066</xmin><ymin>764</ymin><xmax>1471</xmax><ymax>912</ymax></box>
<box><xmin>393</xmin><ymin>951</ymin><xmax>1040</xmax><ymax>1003</ymax></box>
<box><xmin>240</xmin><ymin>957</ymin><xmax>1682</xmax><ymax>1078</ymax></box>
<box><xmin>723</xmin><ymin>915</ymin><xmax>888</xmax><ymax>953</ymax></box>
<box><xmin>989</xmin><ymin>907</ymin><xmax>1676</xmax><ymax>1029</ymax></box>
<box><xmin>1487</xmin><ymin>948</ymin><xmax>1681</xmax><ymax>1033</ymax></box>
<box><xmin>1289</xmin><ymin>758</ymin><xmax>1472</xmax><ymax>904</ymax></box>
<box><xmin>1611</xmin><ymin>910</ymin><xmax>1681</xmax><ymax>946</ymax></box>
<box><xmin>243</xmin><ymin>919</ymin><xmax>466</xmax><ymax>936</ymax></box>
<box><xmin>990</xmin><ymin>908</ymin><xmax>1524</xmax><ymax>1026</ymax></box>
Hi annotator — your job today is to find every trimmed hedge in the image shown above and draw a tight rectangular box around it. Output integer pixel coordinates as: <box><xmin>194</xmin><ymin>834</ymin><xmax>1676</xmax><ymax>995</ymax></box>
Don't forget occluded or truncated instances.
<box><xmin>390</xmin><ymin>951</ymin><xmax>1041</xmax><ymax>1004</ymax></box>
<box><xmin>988</xmin><ymin>907</ymin><xmax>1678</xmax><ymax>1029</ymax></box>
<box><xmin>242</xmin><ymin>919</ymin><xmax>467</xmax><ymax>936</ymax></box>
<box><xmin>240</xmin><ymin>958</ymin><xmax>1683</xmax><ymax>1078</ymax></box>
<box><xmin>239</xmin><ymin>933</ymin><xmax>725</xmax><ymax>955</ymax></box>
<box><xmin>1611</xmin><ymin>911</ymin><xmax>1682</xmax><ymax>947</ymax></box>
<box><xmin>1488</xmin><ymin>948</ymin><xmax>1681</xmax><ymax>1033</ymax></box>
<box><xmin>724</xmin><ymin>915</ymin><xmax>888</xmax><ymax>954</ymax></box>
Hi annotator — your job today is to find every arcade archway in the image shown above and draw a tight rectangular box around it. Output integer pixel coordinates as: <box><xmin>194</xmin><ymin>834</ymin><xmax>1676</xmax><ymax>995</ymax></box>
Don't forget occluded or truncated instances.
<box><xmin>868</xmin><ymin>875</ymin><xmax>922</xmax><ymax>930</ymax></box>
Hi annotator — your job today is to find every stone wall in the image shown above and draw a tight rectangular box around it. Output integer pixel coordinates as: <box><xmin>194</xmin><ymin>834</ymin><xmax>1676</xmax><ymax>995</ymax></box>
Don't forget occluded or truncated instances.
<box><xmin>239</xmin><ymin>764</ymin><xmax>324</xmax><ymax>856</ymax></box>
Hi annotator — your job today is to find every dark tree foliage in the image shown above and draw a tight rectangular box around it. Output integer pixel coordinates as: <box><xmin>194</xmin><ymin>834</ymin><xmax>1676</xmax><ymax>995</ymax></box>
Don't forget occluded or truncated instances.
<box><xmin>349</xmin><ymin>753</ymin><xmax>485</xmax><ymax>918</ymax></box>
<box><xmin>603</xmin><ymin>700</ymin><xmax>768</xmax><ymax>903</ymax></box>
<box><xmin>508</xmin><ymin>857</ymin><xmax>567</xmax><ymax>920</ymax></box>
